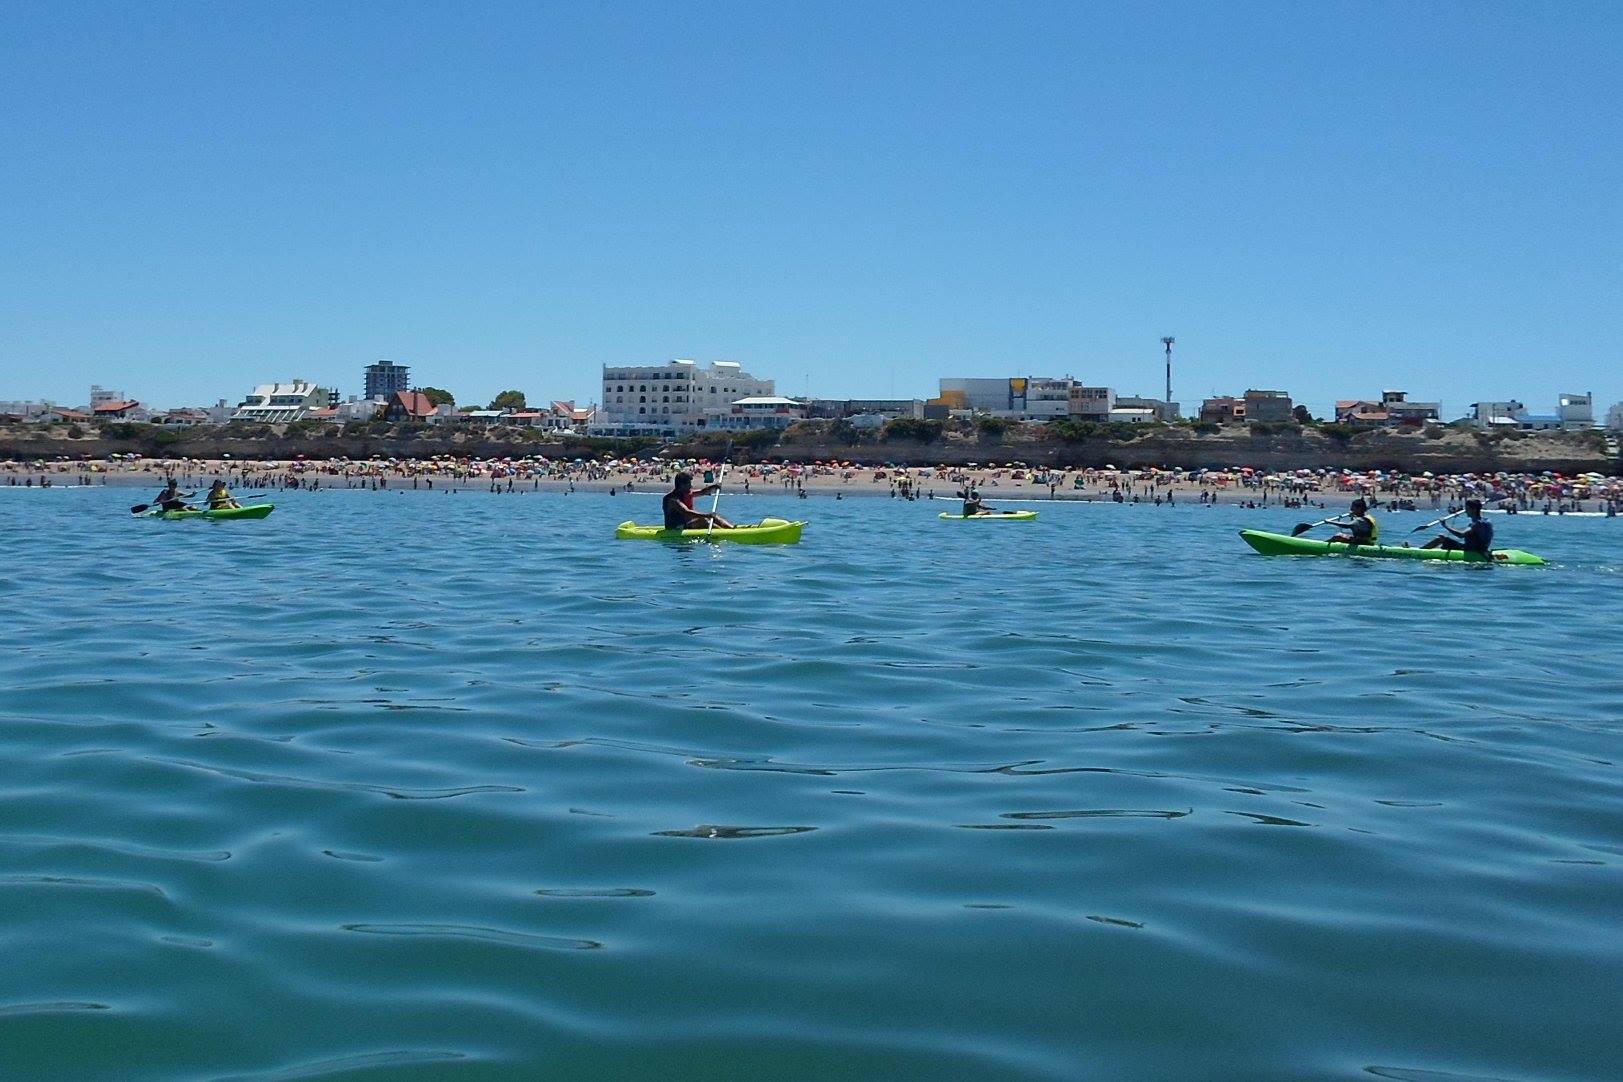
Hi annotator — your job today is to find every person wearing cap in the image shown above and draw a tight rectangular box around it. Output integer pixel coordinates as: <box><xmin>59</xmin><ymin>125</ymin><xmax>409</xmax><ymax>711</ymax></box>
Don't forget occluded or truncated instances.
<box><xmin>1424</xmin><ymin>498</ymin><xmax>1493</xmax><ymax>556</ymax></box>
<box><xmin>662</xmin><ymin>471</ymin><xmax>734</xmax><ymax>530</ymax></box>
<box><xmin>204</xmin><ymin>478</ymin><xmax>240</xmax><ymax>510</ymax></box>
<box><xmin>1328</xmin><ymin>498</ymin><xmax>1378</xmax><ymax>547</ymax></box>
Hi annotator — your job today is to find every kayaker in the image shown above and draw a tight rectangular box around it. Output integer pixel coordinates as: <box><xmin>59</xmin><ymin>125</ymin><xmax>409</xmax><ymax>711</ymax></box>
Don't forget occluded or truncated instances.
<box><xmin>205</xmin><ymin>479</ymin><xmax>240</xmax><ymax>510</ymax></box>
<box><xmin>1423</xmin><ymin>499</ymin><xmax>1493</xmax><ymax>555</ymax></box>
<box><xmin>154</xmin><ymin>478</ymin><xmax>195</xmax><ymax>512</ymax></box>
<box><xmin>663</xmin><ymin>472</ymin><xmax>734</xmax><ymax>530</ymax></box>
<box><xmin>1328</xmin><ymin>498</ymin><xmax>1378</xmax><ymax>547</ymax></box>
<box><xmin>962</xmin><ymin>488</ymin><xmax>995</xmax><ymax>517</ymax></box>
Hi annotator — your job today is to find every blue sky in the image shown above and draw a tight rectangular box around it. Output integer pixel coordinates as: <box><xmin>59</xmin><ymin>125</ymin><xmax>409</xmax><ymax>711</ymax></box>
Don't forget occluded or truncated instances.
<box><xmin>2</xmin><ymin>1</ymin><xmax>1618</xmax><ymax>417</ymax></box>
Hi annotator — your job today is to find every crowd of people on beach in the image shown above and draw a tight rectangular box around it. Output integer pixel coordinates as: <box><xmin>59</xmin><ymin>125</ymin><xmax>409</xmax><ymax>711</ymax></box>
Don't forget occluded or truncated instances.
<box><xmin>3</xmin><ymin>454</ymin><xmax>1620</xmax><ymax>515</ymax></box>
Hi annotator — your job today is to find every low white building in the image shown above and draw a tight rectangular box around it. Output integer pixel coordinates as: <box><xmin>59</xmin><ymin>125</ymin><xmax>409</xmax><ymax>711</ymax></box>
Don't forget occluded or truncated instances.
<box><xmin>593</xmin><ymin>359</ymin><xmax>774</xmax><ymax>436</ymax></box>
<box><xmin>232</xmin><ymin>380</ymin><xmax>332</xmax><ymax>423</ymax></box>
<box><xmin>0</xmin><ymin>400</ymin><xmax>55</xmax><ymax>420</ymax></box>
<box><xmin>706</xmin><ymin>395</ymin><xmax>807</xmax><ymax>431</ymax></box>
<box><xmin>1558</xmin><ymin>392</ymin><xmax>1593</xmax><ymax>430</ymax></box>
<box><xmin>1470</xmin><ymin>400</ymin><xmax>1527</xmax><ymax>427</ymax></box>
<box><xmin>1607</xmin><ymin>402</ymin><xmax>1623</xmax><ymax>432</ymax></box>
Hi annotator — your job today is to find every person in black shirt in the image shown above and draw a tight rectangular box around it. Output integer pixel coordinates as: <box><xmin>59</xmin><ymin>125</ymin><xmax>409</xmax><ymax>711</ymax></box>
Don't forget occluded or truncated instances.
<box><xmin>1424</xmin><ymin>498</ymin><xmax>1493</xmax><ymax>555</ymax></box>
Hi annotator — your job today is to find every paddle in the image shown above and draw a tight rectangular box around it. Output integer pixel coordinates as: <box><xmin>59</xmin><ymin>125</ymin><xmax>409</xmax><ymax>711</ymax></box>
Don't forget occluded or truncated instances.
<box><xmin>1409</xmin><ymin>509</ymin><xmax>1466</xmax><ymax>535</ymax></box>
<box><xmin>704</xmin><ymin>439</ymin><xmax>734</xmax><ymax>538</ymax></box>
<box><xmin>1290</xmin><ymin>516</ymin><xmax>1339</xmax><ymax>537</ymax></box>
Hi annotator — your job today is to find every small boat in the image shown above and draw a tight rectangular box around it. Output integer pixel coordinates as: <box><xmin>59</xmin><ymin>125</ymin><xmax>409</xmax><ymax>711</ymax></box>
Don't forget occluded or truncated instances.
<box><xmin>155</xmin><ymin>504</ymin><xmax>275</xmax><ymax>521</ymax></box>
<box><xmin>937</xmin><ymin>510</ymin><xmax>1038</xmax><ymax>521</ymax></box>
<box><xmin>1239</xmin><ymin>529</ymin><xmax>1544</xmax><ymax>566</ymax></box>
<box><xmin>615</xmin><ymin>518</ymin><xmax>804</xmax><ymax>544</ymax></box>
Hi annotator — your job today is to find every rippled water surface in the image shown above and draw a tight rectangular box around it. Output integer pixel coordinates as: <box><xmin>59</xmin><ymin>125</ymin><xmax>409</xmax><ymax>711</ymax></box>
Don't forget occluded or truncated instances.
<box><xmin>2</xmin><ymin>487</ymin><xmax>1620</xmax><ymax>1080</ymax></box>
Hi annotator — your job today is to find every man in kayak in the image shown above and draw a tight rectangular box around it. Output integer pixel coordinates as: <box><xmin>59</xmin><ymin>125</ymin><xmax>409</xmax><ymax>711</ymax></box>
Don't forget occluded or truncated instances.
<box><xmin>153</xmin><ymin>478</ymin><xmax>195</xmax><ymax>512</ymax></box>
<box><xmin>663</xmin><ymin>472</ymin><xmax>734</xmax><ymax>530</ymax></box>
<box><xmin>1327</xmin><ymin>498</ymin><xmax>1378</xmax><ymax>547</ymax></box>
<box><xmin>1423</xmin><ymin>498</ymin><xmax>1493</xmax><ymax>555</ymax></box>
<box><xmin>961</xmin><ymin>488</ymin><xmax>996</xmax><ymax>517</ymax></box>
<box><xmin>204</xmin><ymin>479</ymin><xmax>241</xmax><ymax>510</ymax></box>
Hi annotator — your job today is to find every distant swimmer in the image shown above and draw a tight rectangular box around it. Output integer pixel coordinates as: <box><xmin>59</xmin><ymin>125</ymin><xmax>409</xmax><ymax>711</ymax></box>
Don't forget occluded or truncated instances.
<box><xmin>1328</xmin><ymin>498</ymin><xmax>1378</xmax><ymax>546</ymax></box>
<box><xmin>663</xmin><ymin>472</ymin><xmax>734</xmax><ymax>530</ymax></box>
<box><xmin>1423</xmin><ymin>498</ymin><xmax>1492</xmax><ymax>555</ymax></box>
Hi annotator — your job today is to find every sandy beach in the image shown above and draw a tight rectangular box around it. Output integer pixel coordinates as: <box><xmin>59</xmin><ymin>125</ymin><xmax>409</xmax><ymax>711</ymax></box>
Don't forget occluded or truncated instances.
<box><xmin>5</xmin><ymin>456</ymin><xmax>1618</xmax><ymax>514</ymax></box>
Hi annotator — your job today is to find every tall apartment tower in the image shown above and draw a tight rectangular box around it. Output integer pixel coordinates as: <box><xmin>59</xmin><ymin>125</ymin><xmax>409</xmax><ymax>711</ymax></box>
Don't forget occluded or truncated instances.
<box><xmin>363</xmin><ymin>360</ymin><xmax>411</xmax><ymax>400</ymax></box>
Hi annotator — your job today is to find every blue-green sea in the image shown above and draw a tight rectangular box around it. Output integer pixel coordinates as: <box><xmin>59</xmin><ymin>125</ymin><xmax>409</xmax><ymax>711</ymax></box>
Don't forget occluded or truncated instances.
<box><xmin>2</xmin><ymin>487</ymin><xmax>1619</xmax><ymax>1081</ymax></box>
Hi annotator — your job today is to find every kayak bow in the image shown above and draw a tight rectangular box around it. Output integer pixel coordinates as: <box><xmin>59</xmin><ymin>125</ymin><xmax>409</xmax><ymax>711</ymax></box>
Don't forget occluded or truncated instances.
<box><xmin>1239</xmin><ymin>529</ymin><xmax>1544</xmax><ymax>566</ymax></box>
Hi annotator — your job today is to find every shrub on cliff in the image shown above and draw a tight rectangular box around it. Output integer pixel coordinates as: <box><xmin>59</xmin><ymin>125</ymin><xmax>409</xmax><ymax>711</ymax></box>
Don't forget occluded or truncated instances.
<box><xmin>881</xmin><ymin>418</ymin><xmax>943</xmax><ymax>442</ymax></box>
<box><xmin>975</xmin><ymin>415</ymin><xmax>1012</xmax><ymax>440</ymax></box>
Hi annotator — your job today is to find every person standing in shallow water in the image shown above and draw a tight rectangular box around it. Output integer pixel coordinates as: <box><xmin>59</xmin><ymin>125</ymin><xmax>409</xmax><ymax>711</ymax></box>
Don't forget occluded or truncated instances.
<box><xmin>663</xmin><ymin>472</ymin><xmax>734</xmax><ymax>530</ymax></box>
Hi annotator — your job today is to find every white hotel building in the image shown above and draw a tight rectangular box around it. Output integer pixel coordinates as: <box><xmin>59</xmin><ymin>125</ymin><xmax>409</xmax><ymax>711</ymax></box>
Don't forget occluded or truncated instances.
<box><xmin>591</xmin><ymin>359</ymin><xmax>775</xmax><ymax>436</ymax></box>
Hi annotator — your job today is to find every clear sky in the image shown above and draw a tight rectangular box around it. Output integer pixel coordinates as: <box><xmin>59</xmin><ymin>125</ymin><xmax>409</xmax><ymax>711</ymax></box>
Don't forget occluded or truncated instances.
<box><xmin>3</xmin><ymin>1</ymin><xmax>1619</xmax><ymax>418</ymax></box>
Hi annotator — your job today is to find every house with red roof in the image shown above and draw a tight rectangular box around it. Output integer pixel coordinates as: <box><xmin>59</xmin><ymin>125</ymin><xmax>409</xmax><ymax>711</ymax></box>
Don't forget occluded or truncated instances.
<box><xmin>384</xmin><ymin>390</ymin><xmax>438</xmax><ymax>423</ymax></box>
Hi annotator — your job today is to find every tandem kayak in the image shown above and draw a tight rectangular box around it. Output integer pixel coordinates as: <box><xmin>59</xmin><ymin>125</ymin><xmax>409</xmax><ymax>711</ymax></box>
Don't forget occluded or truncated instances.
<box><xmin>155</xmin><ymin>504</ymin><xmax>275</xmax><ymax>521</ymax></box>
<box><xmin>938</xmin><ymin>511</ymin><xmax>1038</xmax><ymax>522</ymax></box>
<box><xmin>615</xmin><ymin>517</ymin><xmax>805</xmax><ymax>544</ymax></box>
<box><xmin>1239</xmin><ymin>529</ymin><xmax>1545</xmax><ymax>566</ymax></box>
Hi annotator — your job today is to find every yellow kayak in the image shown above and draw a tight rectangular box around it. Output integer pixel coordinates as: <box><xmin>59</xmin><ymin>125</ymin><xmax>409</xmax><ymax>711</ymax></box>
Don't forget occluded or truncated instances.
<box><xmin>615</xmin><ymin>517</ymin><xmax>805</xmax><ymax>544</ymax></box>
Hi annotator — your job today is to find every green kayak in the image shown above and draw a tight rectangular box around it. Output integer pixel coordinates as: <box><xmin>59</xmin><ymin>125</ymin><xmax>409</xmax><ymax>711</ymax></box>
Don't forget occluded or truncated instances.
<box><xmin>938</xmin><ymin>510</ymin><xmax>1038</xmax><ymax>521</ymax></box>
<box><xmin>155</xmin><ymin>504</ymin><xmax>275</xmax><ymax>521</ymax></box>
<box><xmin>616</xmin><ymin>517</ymin><xmax>804</xmax><ymax>544</ymax></box>
<box><xmin>1239</xmin><ymin>529</ymin><xmax>1545</xmax><ymax>566</ymax></box>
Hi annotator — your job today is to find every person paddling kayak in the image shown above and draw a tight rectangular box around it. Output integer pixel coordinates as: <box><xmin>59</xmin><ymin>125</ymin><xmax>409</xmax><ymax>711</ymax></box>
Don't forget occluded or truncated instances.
<box><xmin>961</xmin><ymin>488</ymin><xmax>996</xmax><ymax>517</ymax></box>
<box><xmin>1423</xmin><ymin>498</ymin><xmax>1493</xmax><ymax>555</ymax></box>
<box><xmin>1327</xmin><ymin>498</ymin><xmax>1378</xmax><ymax>546</ymax></box>
<box><xmin>154</xmin><ymin>478</ymin><xmax>195</xmax><ymax>512</ymax></box>
<box><xmin>204</xmin><ymin>479</ymin><xmax>240</xmax><ymax>510</ymax></box>
<box><xmin>663</xmin><ymin>472</ymin><xmax>734</xmax><ymax>530</ymax></box>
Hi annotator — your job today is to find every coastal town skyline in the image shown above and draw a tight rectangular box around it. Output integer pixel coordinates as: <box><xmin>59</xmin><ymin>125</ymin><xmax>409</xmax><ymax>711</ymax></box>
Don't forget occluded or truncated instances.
<box><xmin>4</xmin><ymin>5</ymin><xmax>1619</xmax><ymax>421</ymax></box>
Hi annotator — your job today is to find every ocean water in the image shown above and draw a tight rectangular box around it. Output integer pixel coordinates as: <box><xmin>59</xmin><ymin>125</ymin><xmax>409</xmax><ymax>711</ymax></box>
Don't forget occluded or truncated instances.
<box><xmin>1</xmin><ymin>486</ymin><xmax>1619</xmax><ymax>1081</ymax></box>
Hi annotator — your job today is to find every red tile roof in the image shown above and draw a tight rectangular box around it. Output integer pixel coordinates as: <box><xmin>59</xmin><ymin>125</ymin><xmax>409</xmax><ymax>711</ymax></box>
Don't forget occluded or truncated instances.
<box><xmin>391</xmin><ymin>390</ymin><xmax>436</xmax><ymax>418</ymax></box>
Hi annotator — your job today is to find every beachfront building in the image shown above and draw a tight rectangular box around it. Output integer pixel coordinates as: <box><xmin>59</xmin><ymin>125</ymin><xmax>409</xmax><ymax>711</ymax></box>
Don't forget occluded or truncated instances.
<box><xmin>1114</xmin><ymin>395</ymin><xmax>1181</xmax><ymax>422</ymax></box>
<box><xmin>364</xmin><ymin>360</ymin><xmax>411</xmax><ymax>401</ymax></box>
<box><xmin>0</xmin><ymin>400</ymin><xmax>56</xmax><ymax>421</ymax></box>
<box><xmin>89</xmin><ymin>385</ymin><xmax>128</xmax><ymax>411</ymax></box>
<box><xmin>92</xmin><ymin>398</ymin><xmax>149</xmax><ymax>421</ymax></box>
<box><xmin>1243</xmin><ymin>389</ymin><xmax>1293</xmax><ymax>423</ymax></box>
<box><xmin>1607</xmin><ymin>402</ymin><xmax>1623</xmax><ymax>431</ymax></box>
<box><xmin>1199</xmin><ymin>396</ymin><xmax>1245</xmax><ymax>424</ymax></box>
<box><xmin>1558</xmin><ymin>392</ymin><xmax>1594</xmax><ymax>429</ymax></box>
<box><xmin>232</xmin><ymin>380</ymin><xmax>333</xmax><ymax>423</ymax></box>
<box><xmin>706</xmin><ymin>396</ymin><xmax>808</xmax><ymax>431</ymax></box>
<box><xmin>384</xmin><ymin>390</ymin><xmax>438</xmax><ymax>423</ymax></box>
<box><xmin>1068</xmin><ymin>385</ymin><xmax>1116</xmax><ymax>421</ymax></box>
<box><xmin>592</xmin><ymin>360</ymin><xmax>774</xmax><ymax>436</ymax></box>
<box><xmin>1469</xmin><ymin>400</ymin><xmax>1528</xmax><ymax>427</ymax></box>
<box><xmin>938</xmin><ymin>377</ymin><xmax>1075</xmax><ymax>419</ymax></box>
<box><xmin>1381</xmin><ymin>390</ymin><xmax>1441</xmax><ymax>425</ymax></box>
<box><xmin>806</xmin><ymin>398</ymin><xmax>925</xmax><ymax>421</ymax></box>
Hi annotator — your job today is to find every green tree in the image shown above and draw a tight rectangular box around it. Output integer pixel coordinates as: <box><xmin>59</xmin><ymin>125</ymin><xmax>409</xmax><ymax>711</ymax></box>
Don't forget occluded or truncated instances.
<box><xmin>489</xmin><ymin>390</ymin><xmax>526</xmax><ymax>410</ymax></box>
<box><xmin>417</xmin><ymin>386</ymin><xmax>456</xmax><ymax>407</ymax></box>
<box><xmin>1292</xmin><ymin>404</ymin><xmax>1313</xmax><ymax>424</ymax></box>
